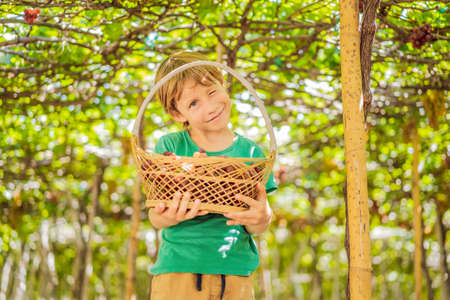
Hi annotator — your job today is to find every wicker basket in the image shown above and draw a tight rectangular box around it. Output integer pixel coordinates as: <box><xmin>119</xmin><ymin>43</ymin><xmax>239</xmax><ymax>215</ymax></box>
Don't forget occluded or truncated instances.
<box><xmin>131</xmin><ymin>61</ymin><xmax>277</xmax><ymax>213</ymax></box>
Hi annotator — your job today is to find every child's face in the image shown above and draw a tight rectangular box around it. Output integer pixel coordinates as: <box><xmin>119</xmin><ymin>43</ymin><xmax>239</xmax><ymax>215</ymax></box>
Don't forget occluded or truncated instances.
<box><xmin>171</xmin><ymin>79</ymin><xmax>231</xmax><ymax>133</ymax></box>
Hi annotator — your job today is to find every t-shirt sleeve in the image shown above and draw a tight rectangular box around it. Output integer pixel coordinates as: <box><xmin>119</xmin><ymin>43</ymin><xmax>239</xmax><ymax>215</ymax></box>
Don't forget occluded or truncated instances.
<box><xmin>154</xmin><ymin>135</ymin><xmax>175</xmax><ymax>155</ymax></box>
<box><xmin>250</xmin><ymin>144</ymin><xmax>278</xmax><ymax>194</ymax></box>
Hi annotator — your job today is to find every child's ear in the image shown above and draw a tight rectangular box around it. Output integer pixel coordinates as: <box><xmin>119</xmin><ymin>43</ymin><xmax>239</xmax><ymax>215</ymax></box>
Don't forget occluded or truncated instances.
<box><xmin>169</xmin><ymin>109</ymin><xmax>187</xmax><ymax>123</ymax></box>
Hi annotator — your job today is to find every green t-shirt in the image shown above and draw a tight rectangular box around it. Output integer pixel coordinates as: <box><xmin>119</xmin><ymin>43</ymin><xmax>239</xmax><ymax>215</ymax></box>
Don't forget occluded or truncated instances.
<box><xmin>150</xmin><ymin>130</ymin><xmax>277</xmax><ymax>275</ymax></box>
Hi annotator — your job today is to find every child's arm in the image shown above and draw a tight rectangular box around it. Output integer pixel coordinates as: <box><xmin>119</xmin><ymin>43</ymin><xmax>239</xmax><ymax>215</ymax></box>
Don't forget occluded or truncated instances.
<box><xmin>148</xmin><ymin>192</ymin><xmax>208</xmax><ymax>229</ymax></box>
<box><xmin>222</xmin><ymin>183</ymin><xmax>273</xmax><ymax>234</ymax></box>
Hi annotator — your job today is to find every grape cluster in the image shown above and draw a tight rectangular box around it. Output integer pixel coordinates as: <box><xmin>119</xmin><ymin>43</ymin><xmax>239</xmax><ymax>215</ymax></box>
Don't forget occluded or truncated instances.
<box><xmin>410</xmin><ymin>24</ymin><xmax>433</xmax><ymax>49</ymax></box>
<box><xmin>24</xmin><ymin>8</ymin><xmax>40</xmax><ymax>24</ymax></box>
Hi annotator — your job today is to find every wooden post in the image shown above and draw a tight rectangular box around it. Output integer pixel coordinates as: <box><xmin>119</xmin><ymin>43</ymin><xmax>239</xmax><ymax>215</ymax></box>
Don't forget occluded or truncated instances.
<box><xmin>339</xmin><ymin>1</ymin><xmax>372</xmax><ymax>299</ymax></box>
<box><xmin>127</xmin><ymin>96</ymin><xmax>145</xmax><ymax>300</ymax></box>
<box><xmin>412</xmin><ymin>128</ymin><xmax>422</xmax><ymax>300</ymax></box>
<box><xmin>82</xmin><ymin>167</ymin><xmax>105</xmax><ymax>300</ymax></box>
<box><xmin>125</xmin><ymin>178</ymin><xmax>142</xmax><ymax>300</ymax></box>
<box><xmin>435</xmin><ymin>197</ymin><xmax>450</xmax><ymax>300</ymax></box>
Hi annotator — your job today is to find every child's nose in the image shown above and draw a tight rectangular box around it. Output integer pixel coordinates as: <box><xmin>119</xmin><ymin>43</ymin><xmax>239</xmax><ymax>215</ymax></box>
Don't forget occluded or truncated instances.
<box><xmin>206</xmin><ymin>100</ymin><xmax>220</xmax><ymax>114</ymax></box>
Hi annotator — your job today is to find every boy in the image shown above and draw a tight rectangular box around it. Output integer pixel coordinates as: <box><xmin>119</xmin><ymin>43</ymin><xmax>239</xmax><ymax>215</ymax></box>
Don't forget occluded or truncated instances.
<box><xmin>148</xmin><ymin>51</ymin><xmax>277</xmax><ymax>300</ymax></box>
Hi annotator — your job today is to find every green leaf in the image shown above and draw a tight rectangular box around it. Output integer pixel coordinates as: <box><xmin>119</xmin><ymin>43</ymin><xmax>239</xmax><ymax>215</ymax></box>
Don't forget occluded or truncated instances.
<box><xmin>104</xmin><ymin>23</ymin><xmax>123</xmax><ymax>41</ymax></box>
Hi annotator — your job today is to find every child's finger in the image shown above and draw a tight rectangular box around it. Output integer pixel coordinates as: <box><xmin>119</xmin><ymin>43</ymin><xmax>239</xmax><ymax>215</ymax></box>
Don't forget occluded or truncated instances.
<box><xmin>235</xmin><ymin>194</ymin><xmax>260</xmax><ymax>207</ymax></box>
<box><xmin>227</xmin><ymin>216</ymin><xmax>257</xmax><ymax>226</ymax></box>
<box><xmin>224</xmin><ymin>210</ymin><xmax>251</xmax><ymax>221</ymax></box>
<box><xmin>226</xmin><ymin>220</ymin><xmax>236</xmax><ymax>226</ymax></box>
<box><xmin>154</xmin><ymin>202</ymin><xmax>166</xmax><ymax>214</ymax></box>
<box><xmin>193</xmin><ymin>152</ymin><xmax>207</xmax><ymax>158</ymax></box>
<box><xmin>226</xmin><ymin>219</ymin><xmax>247</xmax><ymax>226</ymax></box>
<box><xmin>176</xmin><ymin>192</ymin><xmax>191</xmax><ymax>220</ymax></box>
<box><xmin>168</xmin><ymin>192</ymin><xmax>182</xmax><ymax>216</ymax></box>
<box><xmin>256</xmin><ymin>183</ymin><xmax>267</xmax><ymax>201</ymax></box>
<box><xmin>186</xmin><ymin>199</ymin><xmax>201</xmax><ymax>219</ymax></box>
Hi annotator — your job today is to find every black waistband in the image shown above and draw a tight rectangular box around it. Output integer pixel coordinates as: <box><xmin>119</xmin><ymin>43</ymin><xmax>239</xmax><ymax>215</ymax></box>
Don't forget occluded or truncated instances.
<box><xmin>196</xmin><ymin>274</ymin><xmax>226</xmax><ymax>300</ymax></box>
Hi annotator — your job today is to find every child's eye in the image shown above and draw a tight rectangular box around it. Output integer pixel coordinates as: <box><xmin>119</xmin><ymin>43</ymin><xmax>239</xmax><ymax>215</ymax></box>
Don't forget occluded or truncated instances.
<box><xmin>209</xmin><ymin>90</ymin><xmax>216</xmax><ymax>96</ymax></box>
<box><xmin>189</xmin><ymin>100</ymin><xmax>198</xmax><ymax>108</ymax></box>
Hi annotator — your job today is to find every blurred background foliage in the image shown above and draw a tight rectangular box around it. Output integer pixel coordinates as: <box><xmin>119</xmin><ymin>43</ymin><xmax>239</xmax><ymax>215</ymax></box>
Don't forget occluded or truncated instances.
<box><xmin>0</xmin><ymin>0</ymin><xmax>449</xmax><ymax>299</ymax></box>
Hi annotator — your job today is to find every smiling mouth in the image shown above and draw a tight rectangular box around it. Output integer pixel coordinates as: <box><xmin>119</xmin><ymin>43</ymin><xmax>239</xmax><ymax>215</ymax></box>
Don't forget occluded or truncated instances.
<box><xmin>208</xmin><ymin>107</ymin><xmax>224</xmax><ymax>122</ymax></box>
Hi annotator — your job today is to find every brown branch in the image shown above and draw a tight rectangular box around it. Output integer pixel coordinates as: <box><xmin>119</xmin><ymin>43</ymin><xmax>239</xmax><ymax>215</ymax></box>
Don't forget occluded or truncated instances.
<box><xmin>288</xmin><ymin>0</ymin><xmax>332</xmax><ymax>19</ymax></box>
<box><xmin>0</xmin><ymin>19</ymin><xmax>102</xmax><ymax>37</ymax></box>
<box><xmin>250</xmin><ymin>19</ymin><xmax>332</xmax><ymax>27</ymax></box>
<box><xmin>227</xmin><ymin>0</ymin><xmax>257</xmax><ymax>68</ymax></box>
<box><xmin>242</xmin><ymin>34</ymin><xmax>312</xmax><ymax>45</ymax></box>
<box><xmin>434</xmin><ymin>33</ymin><xmax>450</xmax><ymax>41</ymax></box>
<box><xmin>0</xmin><ymin>90</ymin><xmax>35</xmax><ymax>99</ymax></box>
<box><xmin>361</xmin><ymin>0</ymin><xmax>381</xmax><ymax>121</ymax></box>
<box><xmin>373</xmin><ymin>54</ymin><xmax>450</xmax><ymax>64</ymax></box>
<box><xmin>0</xmin><ymin>66</ymin><xmax>55</xmax><ymax>74</ymax></box>
<box><xmin>1</xmin><ymin>81</ymin><xmax>99</xmax><ymax>106</ymax></box>
<box><xmin>203</xmin><ymin>24</ymin><xmax>232</xmax><ymax>53</ymax></box>
<box><xmin>3</xmin><ymin>0</ymin><xmax>173</xmax><ymax>11</ymax></box>
<box><xmin>383</xmin><ymin>0</ymin><xmax>450</xmax><ymax>4</ymax></box>
<box><xmin>402</xmin><ymin>84</ymin><xmax>449</xmax><ymax>91</ymax></box>
<box><xmin>269</xmin><ymin>66</ymin><xmax>333</xmax><ymax>77</ymax></box>
<box><xmin>0</xmin><ymin>36</ymin><xmax>95</xmax><ymax>51</ymax></box>
<box><xmin>0</xmin><ymin>48</ymin><xmax>41</xmax><ymax>63</ymax></box>
<box><xmin>377</xmin><ymin>15</ymin><xmax>410</xmax><ymax>43</ymax></box>
<box><xmin>155</xmin><ymin>29</ymin><xmax>203</xmax><ymax>51</ymax></box>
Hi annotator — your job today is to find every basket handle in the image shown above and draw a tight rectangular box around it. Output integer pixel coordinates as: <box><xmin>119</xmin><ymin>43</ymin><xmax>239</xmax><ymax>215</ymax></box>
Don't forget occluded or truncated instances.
<box><xmin>132</xmin><ymin>60</ymin><xmax>277</xmax><ymax>157</ymax></box>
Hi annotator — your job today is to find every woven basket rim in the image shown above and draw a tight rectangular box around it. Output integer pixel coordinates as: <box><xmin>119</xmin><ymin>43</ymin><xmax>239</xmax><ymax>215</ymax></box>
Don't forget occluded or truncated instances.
<box><xmin>131</xmin><ymin>135</ymin><xmax>275</xmax><ymax>185</ymax></box>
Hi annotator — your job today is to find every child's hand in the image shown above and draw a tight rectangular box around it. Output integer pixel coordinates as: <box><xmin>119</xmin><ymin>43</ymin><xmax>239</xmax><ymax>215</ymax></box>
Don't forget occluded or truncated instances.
<box><xmin>222</xmin><ymin>183</ymin><xmax>272</xmax><ymax>234</ymax></box>
<box><xmin>149</xmin><ymin>192</ymin><xmax>209</xmax><ymax>229</ymax></box>
<box><xmin>193</xmin><ymin>149</ymin><xmax>207</xmax><ymax>158</ymax></box>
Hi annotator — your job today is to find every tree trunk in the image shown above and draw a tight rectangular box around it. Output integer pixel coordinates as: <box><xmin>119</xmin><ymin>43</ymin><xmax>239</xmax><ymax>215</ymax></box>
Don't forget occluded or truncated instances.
<box><xmin>339</xmin><ymin>1</ymin><xmax>372</xmax><ymax>300</ymax></box>
<box><xmin>412</xmin><ymin>129</ymin><xmax>422</xmax><ymax>300</ymax></box>
<box><xmin>360</xmin><ymin>0</ymin><xmax>380</xmax><ymax>119</ymax></box>
<box><xmin>26</xmin><ymin>248</ymin><xmax>40</xmax><ymax>299</ymax></box>
<box><xmin>37</xmin><ymin>221</ymin><xmax>57</xmax><ymax>299</ymax></box>
<box><xmin>435</xmin><ymin>198</ymin><xmax>450</xmax><ymax>300</ymax></box>
<box><xmin>216</xmin><ymin>11</ymin><xmax>224</xmax><ymax>63</ymax></box>
<box><xmin>12</xmin><ymin>243</ymin><xmax>30</xmax><ymax>300</ymax></box>
<box><xmin>289</xmin><ymin>239</ymin><xmax>307</xmax><ymax>299</ymax></box>
<box><xmin>421</xmin><ymin>217</ymin><xmax>434</xmax><ymax>300</ymax></box>
<box><xmin>254</xmin><ymin>237</ymin><xmax>272</xmax><ymax>300</ymax></box>
<box><xmin>72</xmin><ymin>164</ymin><xmax>105</xmax><ymax>300</ymax></box>
<box><xmin>81</xmin><ymin>166</ymin><xmax>105</xmax><ymax>300</ymax></box>
<box><xmin>256</xmin><ymin>238</ymin><xmax>266</xmax><ymax>300</ymax></box>
<box><xmin>332</xmin><ymin>238</ymin><xmax>341</xmax><ymax>300</ymax></box>
<box><xmin>271</xmin><ymin>240</ymin><xmax>280</xmax><ymax>299</ymax></box>
<box><xmin>148</xmin><ymin>228</ymin><xmax>161</xmax><ymax>300</ymax></box>
<box><xmin>393</xmin><ymin>280</ymin><xmax>403</xmax><ymax>300</ymax></box>
<box><xmin>0</xmin><ymin>253</ymin><xmax>13</xmax><ymax>300</ymax></box>
<box><xmin>379</xmin><ymin>242</ymin><xmax>388</xmax><ymax>299</ymax></box>
<box><xmin>102</xmin><ymin>262</ymin><xmax>112</xmax><ymax>300</ymax></box>
<box><xmin>310</xmin><ymin>241</ymin><xmax>323</xmax><ymax>300</ymax></box>
<box><xmin>125</xmin><ymin>178</ymin><xmax>143</xmax><ymax>300</ymax></box>
<box><xmin>72</xmin><ymin>211</ymin><xmax>87</xmax><ymax>300</ymax></box>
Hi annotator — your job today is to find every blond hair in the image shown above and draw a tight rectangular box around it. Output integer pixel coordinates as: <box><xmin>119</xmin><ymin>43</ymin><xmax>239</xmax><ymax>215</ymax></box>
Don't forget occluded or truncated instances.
<box><xmin>154</xmin><ymin>51</ymin><xmax>224</xmax><ymax>127</ymax></box>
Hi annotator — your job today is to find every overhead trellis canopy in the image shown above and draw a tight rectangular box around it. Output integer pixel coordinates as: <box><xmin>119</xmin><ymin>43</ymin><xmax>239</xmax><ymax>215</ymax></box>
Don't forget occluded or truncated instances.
<box><xmin>1</xmin><ymin>0</ymin><xmax>447</xmax><ymax>113</ymax></box>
